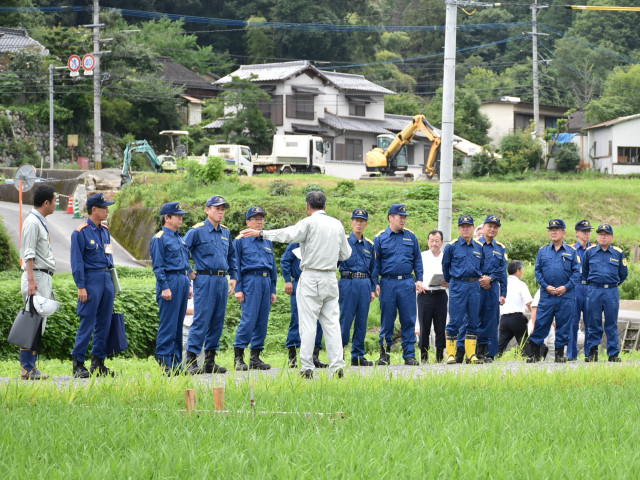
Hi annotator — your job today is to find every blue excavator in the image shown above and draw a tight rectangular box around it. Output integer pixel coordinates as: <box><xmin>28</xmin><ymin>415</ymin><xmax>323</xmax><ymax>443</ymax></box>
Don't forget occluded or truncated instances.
<box><xmin>120</xmin><ymin>140</ymin><xmax>178</xmax><ymax>185</ymax></box>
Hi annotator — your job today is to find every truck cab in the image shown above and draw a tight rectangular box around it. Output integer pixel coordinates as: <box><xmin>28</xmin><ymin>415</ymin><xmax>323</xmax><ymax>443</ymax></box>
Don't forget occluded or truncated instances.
<box><xmin>207</xmin><ymin>144</ymin><xmax>253</xmax><ymax>176</ymax></box>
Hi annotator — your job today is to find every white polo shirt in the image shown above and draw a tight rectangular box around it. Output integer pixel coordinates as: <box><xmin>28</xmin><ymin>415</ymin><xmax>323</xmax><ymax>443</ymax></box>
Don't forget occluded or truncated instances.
<box><xmin>500</xmin><ymin>275</ymin><xmax>533</xmax><ymax>315</ymax></box>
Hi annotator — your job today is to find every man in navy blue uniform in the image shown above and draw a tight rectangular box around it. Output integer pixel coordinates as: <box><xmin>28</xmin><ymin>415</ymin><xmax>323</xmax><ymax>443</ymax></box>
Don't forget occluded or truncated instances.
<box><xmin>183</xmin><ymin>195</ymin><xmax>237</xmax><ymax>375</ymax></box>
<box><xmin>569</xmin><ymin>220</ymin><xmax>593</xmax><ymax>361</ymax></box>
<box><xmin>233</xmin><ymin>206</ymin><xmax>277</xmax><ymax>370</ymax></box>
<box><xmin>70</xmin><ymin>193</ymin><xmax>116</xmax><ymax>378</ymax></box>
<box><xmin>150</xmin><ymin>202</ymin><xmax>193</xmax><ymax>375</ymax></box>
<box><xmin>281</xmin><ymin>243</ymin><xmax>326</xmax><ymax>369</ymax></box>
<box><xmin>583</xmin><ymin>224</ymin><xmax>628</xmax><ymax>362</ymax></box>
<box><xmin>442</xmin><ymin>215</ymin><xmax>484</xmax><ymax>364</ymax></box>
<box><xmin>374</xmin><ymin>203</ymin><xmax>424</xmax><ymax>366</ymax></box>
<box><xmin>527</xmin><ymin>219</ymin><xmax>582</xmax><ymax>363</ymax></box>
<box><xmin>339</xmin><ymin>209</ymin><xmax>377</xmax><ymax>366</ymax></box>
<box><xmin>475</xmin><ymin>215</ymin><xmax>508</xmax><ymax>362</ymax></box>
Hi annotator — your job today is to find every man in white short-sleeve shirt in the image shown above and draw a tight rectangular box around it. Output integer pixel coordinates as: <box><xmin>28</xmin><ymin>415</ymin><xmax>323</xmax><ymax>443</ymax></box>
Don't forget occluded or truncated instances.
<box><xmin>497</xmin><ymin>260</ymin><xmax>532</xmax><ymax>355</ymax></box>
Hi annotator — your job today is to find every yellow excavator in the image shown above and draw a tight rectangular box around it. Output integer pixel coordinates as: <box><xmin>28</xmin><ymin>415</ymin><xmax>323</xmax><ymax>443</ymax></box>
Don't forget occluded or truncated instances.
<box><xmin>365</xmin><ymin>114</ymin><xmax>441</xmax><ymax>178</ymax></box>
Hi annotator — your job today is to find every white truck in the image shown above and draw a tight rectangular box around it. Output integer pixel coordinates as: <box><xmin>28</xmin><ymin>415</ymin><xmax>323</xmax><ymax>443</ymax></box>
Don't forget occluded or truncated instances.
<box><xmin>207</xmin><ymin>144</ymin><xmax>253</xmax><ymax>176</ymax></box>
<box><xmin>208</xmin><ymin>134</ymin><xmax>327</xmax><ymax>176</ymax></box>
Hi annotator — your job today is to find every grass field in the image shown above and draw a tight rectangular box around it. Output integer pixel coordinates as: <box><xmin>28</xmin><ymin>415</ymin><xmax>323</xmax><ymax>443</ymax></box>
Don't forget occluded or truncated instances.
<box><xmin>2</xmin><ymin>357</ymin><xmax>640</xmax><ymax>479</ymax></box>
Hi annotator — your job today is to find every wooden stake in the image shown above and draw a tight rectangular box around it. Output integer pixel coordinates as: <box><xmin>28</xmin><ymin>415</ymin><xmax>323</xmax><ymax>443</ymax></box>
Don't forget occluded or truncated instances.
<box><xmin>185</xmin><ymin>389</ymin><xmax>197</xmax><ymax>414</ymax></box>
<box><xmin>213</xmin><ymin>387</ymin><xmax>225</xmax><ymax>411</ymax></box>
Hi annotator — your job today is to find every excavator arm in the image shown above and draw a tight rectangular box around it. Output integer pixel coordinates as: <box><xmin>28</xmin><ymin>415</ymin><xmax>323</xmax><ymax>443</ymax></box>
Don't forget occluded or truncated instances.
<box><xmin>365</xmin><ymin>115</ymin><xmax>441</xmax><ymax>177</ymax></box>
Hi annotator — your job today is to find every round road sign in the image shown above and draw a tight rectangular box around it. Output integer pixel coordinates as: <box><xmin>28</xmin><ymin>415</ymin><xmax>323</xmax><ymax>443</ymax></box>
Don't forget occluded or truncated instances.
<box><xmin>82</xmin><ymin>54</ymin><xmax>96</xmax><ymax>71</ymax></box>
<box><xmin>68</xmin><ymin>55</ymin><xmax>81</xmax><ymax>72</ymax></box>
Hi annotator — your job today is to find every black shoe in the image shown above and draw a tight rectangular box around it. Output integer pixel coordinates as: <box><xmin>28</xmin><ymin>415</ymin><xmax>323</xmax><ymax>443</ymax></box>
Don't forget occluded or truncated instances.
<box><xmin>541</xmin><ymin>345</ymin><xmax>549</xmax><ymax>360</ymax></box>
<box><xmin>477</xmin><ymin>344</ymin><xmax>493</xmax><ymax>363</ymax></box>
<box><xmin>567</xmin><ymin>357</ymin><xmax>577</xmax><ymax>362</ymax></box>
<box><xmin>312</xmin><ymin>347</ymin><xmax>328</xmax><ymax>368</ymax></box>
<box><xmin>436</xmin><ymin>347</ymin><xmax>444</xmax><ymax>363</ymax></box>
<box><xmin>249</xmin><ymin>350</ymin><xmax>271</xmax><ymax>370</ymax></box>
<box><xmin>300</xmin><ymin>369</ymin><xmax>313</xmax><ymax>379</ymax></box>
<box><xmin>203</xmin><ymin>350</ymin><xmax>227</xmax><ymax>374</ymax></box>
<box><xmin>90</xmin><ymin>355</ymin><xmax>114</xmax><ymax>377</ymax></box>
<box><xmin>587</xmin><ymin>347</ymin><xmax>598</xmax><ymax>363</ymax></box>
<box><xmin>336</xmin><ymin>368</ymin><xmax>344</xmax><ymax>378</ymax></box>
<box><xmin>455</xmin><ymin>348</ymin><xmax>465</xmax><ymax>364</ymax></box>
<box><xmin>234</xmin><ymin>347</ymin><xmax>249</xmax><ymax>371</ymax></box>
<box><xmin>608</xmin><ymin>354</ymin><xmax>622</xmax><ymax>363</ymax></box>
<box><xmin>554</xmin><ymin>346</ymin><xmax>567</xmax><ymax>363</ymax></box>
<box><xmin>375</xmin><ymin>346</ymin><xmax>390</xmax><ymax>366</ymax></box>
<box><xmin>351</xmin><ymin>357</ymin><xmax>373</xmax><ymax>366</ymax></box>
<box><xmin>72</xmin><ymin>356</ymin><xmax>90</xmax><ymax>378</ymax></box>
<box><xmin>184</xmin><ymin>351</ymin><xmax>203</xmax><ymax>375</ymax></box>
<box><xmin>288</xmin><ymin>346</ymin><xmax>297</xmax><ymax>369</ymax></box>
<box><xmin>526</xmin><ymin>341</ymin><xmax>542</xmax><ymax>364</ymax></box>
<box><xmin>404</xmin><ymin>356</ymin><xmax>419</xmax><ymax>366</ymax></box>
<box><xmin>420</xmin><ymin>347</ymin><xmax>429</xmax><ymax>364</ymax></box>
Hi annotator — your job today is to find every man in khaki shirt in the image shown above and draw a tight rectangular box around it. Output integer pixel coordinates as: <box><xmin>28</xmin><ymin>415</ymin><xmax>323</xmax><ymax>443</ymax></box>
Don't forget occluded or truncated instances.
<box><xmin>241</xmin><ymin>191</ymin><xmax>351</xmax><ymax>378</ymax></box>
<box><xmin>19</xmin><ymin>184</ymin><xmax>57</xmax><ymax>380</ymax></box>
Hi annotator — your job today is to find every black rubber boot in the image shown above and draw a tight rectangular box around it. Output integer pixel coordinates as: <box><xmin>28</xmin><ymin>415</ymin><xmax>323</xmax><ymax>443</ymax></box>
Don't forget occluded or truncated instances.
<box><xmin>436</xmin><ymin>347</ymin><xmax>444</xmax><ymax>363</ymax></box>
<box><xmin>478</xmin><ymin>344</ymin><xmax>493</xmax><ymax>363</ymax></box>
<box><xmin>312</xmin><ymin>347</ymin><xmax>328</xmax><ymax>368</ymax></box>
<box><xmin>555</xmin><ymin>346</ymin><xmax>567</xmax><ymax>363</ymax></box>
<box><xmin>375</xmin><ymin>346</ymin><xmax>389</xmax><ymax>366</ymax></box>
<box><xmin>90</xmin><ymin>355</ymin><xmax>114</xmax><ymax>377</ymax></box>
<box><xmin>249</xmin><ymin>349</ymin><xmax>271</xmax><ymax>370</ymax></box>
<box><xmin>586</xmin><ymin>347</ymin><xmax>598</xmax><ymax>363</ymax></box>
<box><xmin>72</xmin><ymin>356</ymin><xmax>90</xmax><ymax>378</ymax></box>
<box><xmin>351</xmin><ymin>356</ymin><xmax>374</xmax><ymax>366</ymax></box>
<box><xmin>420</xmin><ymin>347</ymin><xmax>429</xmax><ymax>364</ymax></box>
<box><xmin>300</xmin><ymin>369</ymin><xmax>313</xmax><ymax>379</ymax></box>
<box><xmin>184</xmin><ymin>351</ymin><xmax>202</xmax><ymax>375</ymax></box>
<box><xmin>455</xmin><ymin>348</ymin><xmax>465</xmax><ymax>364</ymax></box>
<box><xmin>204</xmin><ymin>350</ymin><xmax>227</xmax><ymax>374</ymax></box>
<box><xmin>526</xmin><ymin>341</ymin><xmax>542</xmax><ymax>363</ymax></box>
<box><xmin>288</xmin><ymin>346</ymin><xmax>298</xmax><ymax>369</ymax></box>
<box><xmin>234</xmin><ymin>347</ymin><xmax>248</xmax><ymax>371</ymax></box>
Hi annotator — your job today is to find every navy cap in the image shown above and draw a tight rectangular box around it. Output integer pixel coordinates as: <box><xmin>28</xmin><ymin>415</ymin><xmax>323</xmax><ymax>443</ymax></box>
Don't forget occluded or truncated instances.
<box><xmin>547</xmin><ymin>219</ymin><xmax>566</xmax><ymax>230</ymax></box>
<box><xmin>484</xmin><ymin>215</ymin><xmax>501</xmax><ymax>227</ymax></box>
<box><xmin>160</xmin><ymin>202</ymin><xmax>188</xmax><ymax>216</ymax></box>
<box><xmin>86</xmin><ymin>193</ymin><xmax>115</xmax><ymax>211</ymax></box>
<box><xmin>575</xmin><ymin>220</ymin><xmax>592</xmax><ymax>231</ymax></box>
<box><xmin>388</xmin><ymin>204</ymin><xmax>409</xmax><ymax>216</ymax></box>
<box><xmin>246</xmin><ymin>206</ymin><xmax>266</xmax><ymax>220</ymax></box>
<box><xmin>596</xmin><ymin>223</ymin><xmax>614</xmax><ymax>235</ymax></box>
<box><xmin>352</xmin><ymin>209</ymin><xmax>369</xmax><ymax>220</ymax></box>
<box><xmin>458</xmin><ymin>215</ymin><xmax>474</xmax><ymax>226</ymax></box>
<box><xmin>206</xmin><ymin>195</ymin><xmax>230</xmax><ymax>208</ymax></box>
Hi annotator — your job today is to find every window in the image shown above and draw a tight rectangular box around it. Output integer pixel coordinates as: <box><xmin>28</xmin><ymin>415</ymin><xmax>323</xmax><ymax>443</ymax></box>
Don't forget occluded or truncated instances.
<box><xmin>345</xmin><ymin>138</ymin><xmax>363</xmax><ymax>162</ymax></box>
<box><xmin>349</xmin><ymin>103</ymin><xmax>365</xmax><ymax>116</ymax></box>
<box><xmin>286</xmin><ymin>95</ymin><xmax>314</xmax><ymax>120</ymax></box>
<box><xmin>617</xmin><ymin>147</ymin><xmax>640</xmax><ymax>164</ymax></box>
<box><xmin>514</xmin><ymin>113</ymin><xmax>534</xmax><ymax>131</ymax></box>
<box><xmin>544</xmin><ymin>116</ymin><xmax>560</xmax><ymax>129</ymax></box>
<box><xmin>258</xmin><ymin>95</ymin><xmax>283</xmax><ymax>126</ymax></box>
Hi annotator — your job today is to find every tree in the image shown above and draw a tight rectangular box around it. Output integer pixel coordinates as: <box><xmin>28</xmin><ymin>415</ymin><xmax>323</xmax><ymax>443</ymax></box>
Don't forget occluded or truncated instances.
<box><xmin>585</xmin><ymin>64</ymin><xmax>640</xmax><ymax>124</ymax></box>
<box><xmin>384</xmin><ymin>93</ymin><xmax>428</xmax><ymax>116</ymax></box>
<box><xmin>218</xmin><ymin>76</ymin><xmax>275</xmax><ymax>153</ymax></box>
<box><xmin>499</xmin><ymin>128</ymin><xmax>543</xmax><ymax>172</ymax></box>
<box><xmin>246</xmin><ymin>16</ymin><xmax>275</xmax><ymax>64</ymax></box>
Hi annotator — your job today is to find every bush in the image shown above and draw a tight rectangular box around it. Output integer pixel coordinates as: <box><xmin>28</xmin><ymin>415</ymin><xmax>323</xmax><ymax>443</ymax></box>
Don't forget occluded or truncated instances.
<box><xmin>196</xmin><ymin>156</ymin><xmax>225</xmax><ymax>184</ymax></box>
<box><xmin>268</xmin><ymin>179</ymin><xmax>292</xmax><ymax>196</ymax></box>
<box><xmin>303</xmin><ymin>183</ymin><xmax>324</xmax><ymax>195</ymax></box>
<box><xmin>8</xmin><ymin>138</ymin><xmax>40</xmax><ymax>167</ymax></box>
<box><xmin>555</xmin><ymin>143</ymin><xmax>580</xmax><ymax>173</ymax></box>
<box><xmin>470</xmin><ymin>149</ymin><xmax>506</xmax><ymax>177</ymax></box>
<box><xmin>0</xmin><ymin>219</ymin><xmax>20</xmax><ymax>271</ymax></box>
<box><xmin>499</xmin><ymin>129</ymin><xmax>543</xmax><ymax>172</ymax></box>
<box><xmin>332</xmin><ymin>180</ymin><xmax>355</xmax><ymax>197</ymax></box>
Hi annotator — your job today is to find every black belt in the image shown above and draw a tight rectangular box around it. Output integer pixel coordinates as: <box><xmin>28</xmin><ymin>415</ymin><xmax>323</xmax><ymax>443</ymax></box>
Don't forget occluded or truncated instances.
<box><xmin>34</xmin><ymin>268</ymin><xmax>54</xmax><ymax>276</ymax></box>
<box><xmin>382</xmin><ymin>274</ymin><xmax>414</xmax><ymax>280</ymax></box>
<box><xmin>196</xmin><ymin>269</ymin><xmax>227</xmax><ymax>276</ymax></box>
<box><xmin>244</xmin><ymin>270</ymin><xmax>270</xmax><ymax>277</ymax></box>
<box><xmin>421</xmin><ymin>289</ymin><xmax>446</xmax><ymax>294</ymax></box>
<box><xmin>589</xmin><ymin>282</ymin><xmax>618</xmax><ymax>288</ymax></box>
<box><xmin>341</xmin><ymin>271</ymin><xmax>370</xmax><ymax>279</ymax></box>
<box><xmin>87</xmin><ymin>267</ymin><xmax>109</xmax><ymax>272</ymax></box>
<box><xmin>167</xmin><ymin>269</ymin><xmax>188</xmax><ymax>275</ymax></box>
<box><xmin>453</xmin><ymin>277</ymin><xmax>478</xmax><ymax>282</ymax></box>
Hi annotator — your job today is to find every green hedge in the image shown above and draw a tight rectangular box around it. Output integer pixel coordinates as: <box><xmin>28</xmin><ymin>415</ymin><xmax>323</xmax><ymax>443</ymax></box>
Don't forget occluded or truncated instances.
<box><xmin>0</xmin><ymin>217</ymin><xmax>20</xmax><ymax>271</ymax></box>
<box><xmin>0</xmin><ymin>268</ymin><xmax>294</xmax><ymax>361</ymax></box>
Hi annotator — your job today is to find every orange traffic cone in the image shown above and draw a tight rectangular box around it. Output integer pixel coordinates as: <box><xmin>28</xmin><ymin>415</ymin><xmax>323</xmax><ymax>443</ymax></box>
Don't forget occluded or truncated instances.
<box><xmin>66</xmin><ymin>195</ymin><xmax>74</xmax><ymax>214</ymax></box>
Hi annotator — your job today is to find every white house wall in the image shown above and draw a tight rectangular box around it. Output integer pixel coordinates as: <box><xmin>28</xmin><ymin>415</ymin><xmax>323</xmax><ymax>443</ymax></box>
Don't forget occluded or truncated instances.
<box><xmin>611</xmin><ymin>119</ymin><xmax>640</xmax><ymax>174</ymax></box>
<box><xmin>479</xmin><ymin>103</ymin><xmax>514</xmax><ymax>145</ymax></box>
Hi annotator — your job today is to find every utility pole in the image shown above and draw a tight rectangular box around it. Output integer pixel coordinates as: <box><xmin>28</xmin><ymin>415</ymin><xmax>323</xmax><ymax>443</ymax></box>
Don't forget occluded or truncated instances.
<box><xmin>48</xmin><ymin>64</ymin><xmax>67</xmax><ymax>172</ymax></box>
<box><xmin>438</xmin><ymin>0</ymin><xmax>458</xmax><ymax>242</ymax></box>
<box><xmin>88</xmin><ymin>0</ymin><xmax>103</xmax><ymax>169</ymax></box>
<box><xmin>529</xmin><ymin>0</ymin><xmax>548</xmax><ymax>137</ymax></box>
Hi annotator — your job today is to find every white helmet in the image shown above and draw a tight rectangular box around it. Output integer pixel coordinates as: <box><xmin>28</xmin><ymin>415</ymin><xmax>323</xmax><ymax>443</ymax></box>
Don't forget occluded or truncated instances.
<box><xmin>32</xmin><ymin>294</ymin><xmax>61</xmax><ymax>316</ymax></box>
